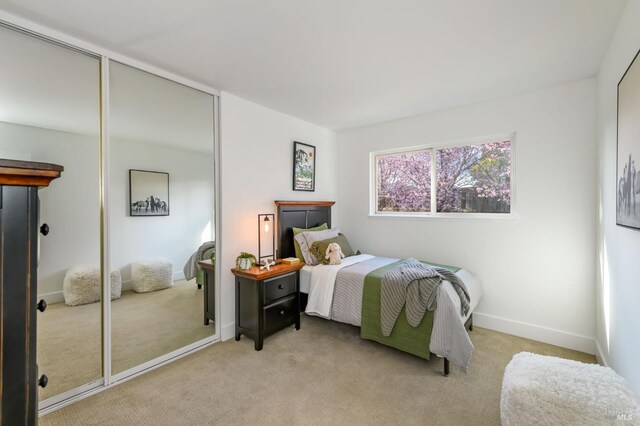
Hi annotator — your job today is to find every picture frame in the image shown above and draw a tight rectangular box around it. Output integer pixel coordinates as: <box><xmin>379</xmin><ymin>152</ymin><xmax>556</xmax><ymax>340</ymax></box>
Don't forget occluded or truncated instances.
<box><xmin>616</xmin><ymin>48</ymin><xmax>640</xmax><ymax>230</ymax></box>
<box><xmin>129</xmin><ymin>169</ymin><xmax>170</xmax><ymax>216</ymax></box>
<box><xmin>292</xmin><ymin>141</ymin><xmax>316</xmax><ymax>191</ymax></box>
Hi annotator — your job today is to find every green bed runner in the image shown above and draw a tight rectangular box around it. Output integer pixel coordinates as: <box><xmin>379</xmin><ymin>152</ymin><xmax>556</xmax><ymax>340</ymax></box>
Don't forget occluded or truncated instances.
<box><xmin>360</xmin><ymin>260</ymin><xmax>460</xmax><ymax>360</ymax></box>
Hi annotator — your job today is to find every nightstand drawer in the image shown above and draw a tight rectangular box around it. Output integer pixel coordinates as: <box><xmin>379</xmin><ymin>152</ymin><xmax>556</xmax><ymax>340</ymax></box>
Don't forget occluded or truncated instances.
<box><xmin>264</xmin><ymin>272</ymin><xmax>296</xmax><ymax>303</ymax></box>
<box><xmin>263</xmin><ymin>295</ymin><xmax>297</xmax><ymax>333</ymax></box>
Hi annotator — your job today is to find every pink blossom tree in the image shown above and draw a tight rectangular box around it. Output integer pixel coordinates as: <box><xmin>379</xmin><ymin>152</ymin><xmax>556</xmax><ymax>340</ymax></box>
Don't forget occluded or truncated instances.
<box><xmin>377</xmin><ymin>141</ymin><xmax>511</xmax><ymax>213</ymax></box>
<box><xmin>436</xmin><ymin>141</ymin><xmax>511</xmax><ymax>213</ymax></box>
<box><xmin>377</xmin><ymin>150</ymin><xmax>431</xmax><ymax>212</ymax></box>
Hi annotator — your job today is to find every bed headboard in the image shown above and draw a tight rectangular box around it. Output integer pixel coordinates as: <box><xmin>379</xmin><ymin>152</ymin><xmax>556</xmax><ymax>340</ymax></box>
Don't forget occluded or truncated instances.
<box><xmin>275</xmin><ymin>200</ymin><xmax>335</xmax><ymax>259</ymax></box>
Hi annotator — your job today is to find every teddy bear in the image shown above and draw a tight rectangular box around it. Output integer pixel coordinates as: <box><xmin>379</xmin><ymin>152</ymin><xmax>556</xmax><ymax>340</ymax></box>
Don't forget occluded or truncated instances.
<box><xmin>325</xmin><ymin>242</ymin><xmax>345</xmax><ymax>265</ymax></box>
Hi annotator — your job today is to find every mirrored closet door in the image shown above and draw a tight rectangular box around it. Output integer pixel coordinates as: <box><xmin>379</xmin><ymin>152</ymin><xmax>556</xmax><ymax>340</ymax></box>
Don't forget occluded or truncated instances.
<box><xmin>108</xmin><ymin>61</ymin><xmax>216</xmax><ymax>375</ymax></box>
<box><xmin>0</xmin><ymin>25</ymin><xmax>103</xmax><ymax>401</ymax></box>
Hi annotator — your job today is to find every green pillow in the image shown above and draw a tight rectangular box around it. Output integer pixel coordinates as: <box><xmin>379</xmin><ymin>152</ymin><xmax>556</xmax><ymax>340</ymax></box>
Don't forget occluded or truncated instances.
<box><xmin>309</xmin><ymin>234</ymin><xmax>356</xmax><ymax>265</ymax></box>
<box><xmin>292</xmin><ymin>223</ymin><xmax>328</xmax><ymax>262</ymax></box>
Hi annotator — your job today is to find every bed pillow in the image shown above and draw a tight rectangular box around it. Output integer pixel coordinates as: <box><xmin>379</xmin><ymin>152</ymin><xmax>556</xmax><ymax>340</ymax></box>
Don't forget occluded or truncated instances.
<box><xmin>309</xmin><ymin>234</ymin><xmax>356</xmax><ymax>265</ymax></box>
<box><xmin>292</xmin><ymin>223</ymin><xmax>328</xmax><ymax>262</ymax></box>
<box><xmin>295</xmin><ymin>227</ymin><xmax>340</xmax><ymax>265</ymax></box>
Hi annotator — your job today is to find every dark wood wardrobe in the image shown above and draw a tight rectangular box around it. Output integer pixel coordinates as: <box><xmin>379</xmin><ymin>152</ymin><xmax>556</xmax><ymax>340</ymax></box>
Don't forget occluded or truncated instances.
<box><xmin>0</xmin><ymin>159</ymin><xmax>63</xmax><ymax>426</ymax></box>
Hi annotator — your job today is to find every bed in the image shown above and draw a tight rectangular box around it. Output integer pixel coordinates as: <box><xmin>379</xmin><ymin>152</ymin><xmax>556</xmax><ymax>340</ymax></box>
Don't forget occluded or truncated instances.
<box><xmin>275</xmin><ymin>200</ymin><xmax>483</xmax><ymax>376</ymax></box>
<box><xmin>183</xmin><ymin>240</ymin><xmax>216</xmax><ymax>288</ymax></box>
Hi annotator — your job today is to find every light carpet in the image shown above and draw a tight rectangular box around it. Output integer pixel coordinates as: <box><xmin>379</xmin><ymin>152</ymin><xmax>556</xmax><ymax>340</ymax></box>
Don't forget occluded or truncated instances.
<box><xmin>41</xmin><ymin>316</ymin><xmax>594</xmax><ymax>426</ymax></box>
<box><xmin>38</xmin><ymin>280</ymin><xmax>214</xmax><ymax>400</ymax></box>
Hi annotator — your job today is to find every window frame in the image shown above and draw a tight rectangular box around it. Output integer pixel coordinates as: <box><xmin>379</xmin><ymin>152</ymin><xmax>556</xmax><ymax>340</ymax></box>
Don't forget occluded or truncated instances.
<box><xmin>370</xmin><ymin>132</ymin><xmax>516</xmax><ymax>219</ymax></box>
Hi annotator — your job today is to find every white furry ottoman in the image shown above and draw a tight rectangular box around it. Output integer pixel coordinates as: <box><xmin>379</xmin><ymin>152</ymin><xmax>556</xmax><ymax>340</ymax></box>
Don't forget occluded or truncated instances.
<box><xmin>131</xmin><ymin>258</ymin><xmax>173</xmax><ymax>293</ymax></box>
<box><xmin>63</xmin><ymin>266</ymin><xmax>122</xmax><ymax>306</ymax></box>
<box><xmin>501</xmin><ymin>352</ymin><xmax>639</xmax><ymax>425</ymax></box>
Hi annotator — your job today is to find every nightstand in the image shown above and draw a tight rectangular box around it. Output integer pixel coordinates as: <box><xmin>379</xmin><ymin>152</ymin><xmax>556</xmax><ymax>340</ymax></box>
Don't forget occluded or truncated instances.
<box><xmin>231</xmin><ymin>262</ymin><xmax>304</xmax><ymax>350</ymax></box>
<box><xmin>197</xmin><ymin>259</ymin><xmax>216</xmax><ymax>326</ymax></box>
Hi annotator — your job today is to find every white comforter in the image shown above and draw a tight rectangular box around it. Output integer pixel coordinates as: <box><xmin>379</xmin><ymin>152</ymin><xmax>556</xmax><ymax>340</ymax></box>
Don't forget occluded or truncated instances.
<box><xmin>305</xmin><ymin>254</ymin><xmax>374</xmax><ymax>318</ymax></box>
<box><xmin>304</xmin><ymin>255</ymin><xmax>482</xmax><ymax>372</ymax></box>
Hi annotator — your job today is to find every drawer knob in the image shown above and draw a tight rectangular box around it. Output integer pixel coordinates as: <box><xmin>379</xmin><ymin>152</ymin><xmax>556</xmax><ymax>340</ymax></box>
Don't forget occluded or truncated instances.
<box><xmin>278</xmin><ymin>284</ymin><xmax>284</xmax><ymax>290</ymax></box>
<box><xmin>37</xmin><ymin>299</ymin><xmax>47</xmax><ymax>312</ymax></box>
<box><xmin>40</xmin><ymin>223</ymin><xmax>50</xmax><ymax>236</ymax></box>
<box><xmin>280</xmin><ymin>310</ymin><xmax>285</xmax><ymax>316</ymax></box>
<box><xmin>38</xmin><ymin>375</ymin><xmax>48</xmax><ymax>388</ymax></box>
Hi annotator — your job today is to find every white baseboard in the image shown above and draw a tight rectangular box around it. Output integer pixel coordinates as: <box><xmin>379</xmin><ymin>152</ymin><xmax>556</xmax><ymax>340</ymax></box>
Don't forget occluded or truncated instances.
<box><xmin>38</xmin><ymin>291</ymin><xmax>65</xmax><ymax>305</ymax></box>
<box><xmin>221</xmin><ymin>322</ymin><xmax>235</xmax><ymax>341</ymax></box>
<box><xmin>473</xmin><ymin>312</ymin><xmax>595</xmax><ymax>355</ymax></box>
<box><xmin>219</xmin><ymin>315</ymin><xmax>596</xmax><ymax>353</ymax></box>
<box><xmin>595</xmin><ymin>339</ymin><xmax>610</xmax><ymax>367</ymax></box>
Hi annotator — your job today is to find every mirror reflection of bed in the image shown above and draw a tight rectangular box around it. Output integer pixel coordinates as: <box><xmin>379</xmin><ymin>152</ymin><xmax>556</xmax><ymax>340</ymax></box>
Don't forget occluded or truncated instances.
<box><xmin>275</xmin><ymin>200</ymin><xmax>483</xmax><ymax>376</ymax></box>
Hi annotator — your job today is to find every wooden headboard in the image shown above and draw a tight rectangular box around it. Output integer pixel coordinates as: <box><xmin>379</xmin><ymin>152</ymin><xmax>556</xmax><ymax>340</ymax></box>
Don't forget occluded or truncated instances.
<box><xmin>275</xmin><ymin>200</ymin><xmax>335</xmax><ymax>259</ymax></box>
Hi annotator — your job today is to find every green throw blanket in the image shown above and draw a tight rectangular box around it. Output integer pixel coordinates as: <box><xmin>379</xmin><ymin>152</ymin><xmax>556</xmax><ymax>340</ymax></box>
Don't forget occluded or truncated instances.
<box><xmin>360</xmin><ymin>260</ymin><xmax>460</xmax><ymax>359</ymax></box>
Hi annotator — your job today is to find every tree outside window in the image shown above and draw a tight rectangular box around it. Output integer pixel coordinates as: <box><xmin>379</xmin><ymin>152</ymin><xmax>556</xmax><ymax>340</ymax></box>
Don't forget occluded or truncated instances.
<box><xmin>374</xmin><ymin>138</ymin><xmax>512</xmax><ymax>215</ymax></box>
<box><xmin>376</xmin><ymin>150</ymin><xmax>431</xmax><ymax>213</ymax></box>
<box><xmin>436</xmin><ymin>141</ymin><xmax>510</xmax><ymax>213</ymax></box>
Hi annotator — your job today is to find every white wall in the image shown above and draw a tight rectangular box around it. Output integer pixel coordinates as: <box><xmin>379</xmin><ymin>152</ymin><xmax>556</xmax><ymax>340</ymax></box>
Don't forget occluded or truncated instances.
<box><xmin>219</xmin><ymin>92</ymin><xmax>338</xmax><ymax>340</ymax></box>
<box><xmin>109</xmin><ymin>138</ymin><xmax>214</xmax><ymax>285</ymax></box>
<box><xmin>596</xmin><ymin>0</ymin><xmax>640</xmax><ymax>393</ymax></box>
<box><xmin>0</xmin><ymin>121</ymin><xmax>101</xmax><ymax>300</ymax></box>
<box><xmin>337</xmin><ymin>79</ymin><xmax>598</xmax><ymax>353</ymax></box>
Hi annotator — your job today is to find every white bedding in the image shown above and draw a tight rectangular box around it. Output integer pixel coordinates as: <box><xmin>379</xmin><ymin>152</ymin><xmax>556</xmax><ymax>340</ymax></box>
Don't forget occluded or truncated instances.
<box><xmin>302</xmin><ymin>255</ymin><xmax>483</xmax><ymax>372</ymax></box>
<box><xmin>305</xmin><ymin>254</ymin><xmax>374</xmax><ymax>319</ymax></box>
<box><xmin>300</xmin><ymin>265</ymin><xmax>313</xmax><ymax>294</ymax></box>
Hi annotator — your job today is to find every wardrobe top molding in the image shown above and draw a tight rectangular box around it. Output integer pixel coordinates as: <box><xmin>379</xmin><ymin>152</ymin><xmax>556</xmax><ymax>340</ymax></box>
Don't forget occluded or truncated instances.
<box><xmin>0</xmin><ymin>159</ymin><xmax>63</xmax><ymax>187</ymax></box>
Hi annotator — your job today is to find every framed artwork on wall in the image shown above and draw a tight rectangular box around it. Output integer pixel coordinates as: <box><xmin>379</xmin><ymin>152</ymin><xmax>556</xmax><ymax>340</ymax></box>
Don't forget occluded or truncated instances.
<box><xmin>129</xmin><ymin>169</ymin><xmax>170</xmax><ymax>216</ymax></box>
<box><xmin>617</xmin><ymin>48</ymin><xmax>640</xmax><ymax>230</ymax></box>
<box><xmin>293</xmin><ymin>141</ymin><xmax>316</xmax><ymax>191</ymax></box>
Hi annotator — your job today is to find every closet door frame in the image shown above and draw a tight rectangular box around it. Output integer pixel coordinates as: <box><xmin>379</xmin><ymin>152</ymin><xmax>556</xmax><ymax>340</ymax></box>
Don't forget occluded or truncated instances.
<box><xmin>0</xmin><ymin>13</ymin><xmax>222</xmax><ymax>415</ymax></box>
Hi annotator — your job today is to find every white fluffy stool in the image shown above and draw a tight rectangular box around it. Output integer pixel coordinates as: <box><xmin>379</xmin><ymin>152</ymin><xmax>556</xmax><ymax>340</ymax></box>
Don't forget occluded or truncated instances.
<box><xmin>63</xmin><ymin>265</ymin><xmax>122</xmax><ymax>306</ymax></box>
<box><xmin>501</xmin><ymin>352</ymin><xmax>639</xmax><ymax>425</ymax></box>
<box><xmin>131</xmin><ymin>258</ymin><xmax>173</xmax><ymax>293</ymax></box>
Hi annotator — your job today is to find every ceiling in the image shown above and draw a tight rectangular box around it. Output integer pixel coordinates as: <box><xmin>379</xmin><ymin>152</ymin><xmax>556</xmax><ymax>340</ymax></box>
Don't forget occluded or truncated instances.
<box><xmin>0</xmin><ymin>0</ymin><xmax>628</xmax><ymax>131</ymax></box>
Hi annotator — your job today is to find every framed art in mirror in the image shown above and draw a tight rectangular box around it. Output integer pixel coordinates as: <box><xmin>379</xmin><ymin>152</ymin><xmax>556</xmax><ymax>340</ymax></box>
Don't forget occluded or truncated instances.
<box><xmin>129</xmin><ymin>169</ymin><xmax>170</xmax><ymax>216</ymax></box>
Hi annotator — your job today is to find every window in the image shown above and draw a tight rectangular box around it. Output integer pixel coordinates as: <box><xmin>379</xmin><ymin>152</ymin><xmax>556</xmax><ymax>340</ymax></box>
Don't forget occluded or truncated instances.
<box><xmin>376</xmin><ymin>149</ymin><xmax>431</xmax><ymax>213</ymax></box>
<box><xmin>372</xmin><ymin>135</ymin><xmax>513</xmax><ymax>216</ymax></box>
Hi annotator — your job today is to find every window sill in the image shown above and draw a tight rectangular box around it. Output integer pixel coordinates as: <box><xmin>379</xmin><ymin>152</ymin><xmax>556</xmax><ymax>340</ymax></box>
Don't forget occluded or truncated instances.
<box><xmin>368</xmin><ymin>213</ymin><xmax>517</xmax><ymax>220</ymax></box>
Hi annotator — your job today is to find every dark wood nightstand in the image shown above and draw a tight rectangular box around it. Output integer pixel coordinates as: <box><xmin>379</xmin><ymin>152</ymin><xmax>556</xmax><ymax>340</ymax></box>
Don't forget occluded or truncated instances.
<box><xmin>231</xmin><ymin>262</ymin><xmax>304</xmax><ymax>350</ymax></box>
